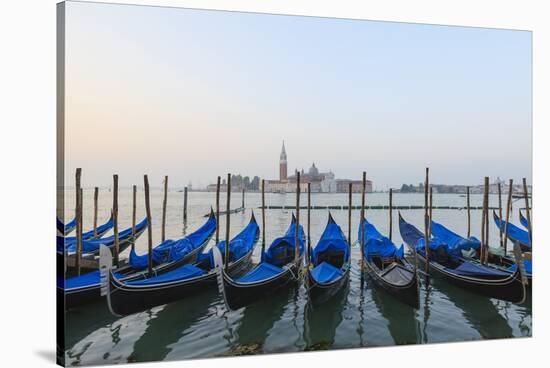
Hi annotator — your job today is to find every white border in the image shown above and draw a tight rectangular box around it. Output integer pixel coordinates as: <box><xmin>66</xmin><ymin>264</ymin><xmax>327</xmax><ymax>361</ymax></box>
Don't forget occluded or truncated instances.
<box><xmin>0</xmin><ymin>1</ymin><xmax>548</xmax><ymax>367</ymax></box>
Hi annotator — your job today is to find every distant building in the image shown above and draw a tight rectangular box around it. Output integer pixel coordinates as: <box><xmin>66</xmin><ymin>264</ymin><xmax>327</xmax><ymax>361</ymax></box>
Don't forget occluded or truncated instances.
<box><xmin>264</xmin><ymin>141</ymin><xmax>373</xmax><ymax>193</ymax></box>
<box><xmin>279</xmin><ymin>141</ymin><xmax>288</xmax><ymax>181</ymax></box>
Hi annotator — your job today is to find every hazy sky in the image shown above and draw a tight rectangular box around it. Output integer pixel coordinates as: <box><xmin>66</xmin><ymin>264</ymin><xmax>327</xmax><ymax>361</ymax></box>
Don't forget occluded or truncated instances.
<box><xmin>64</xmin><ymin>1</ymin><xmax>532</xmax><ymax>189</ymax></box>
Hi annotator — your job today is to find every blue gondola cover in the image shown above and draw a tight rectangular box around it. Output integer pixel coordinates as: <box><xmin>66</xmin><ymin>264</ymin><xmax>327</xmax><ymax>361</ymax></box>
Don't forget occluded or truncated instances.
<box><xmin>129</xmin><ymin>215</ymin><xmax>216</xmax><ymax>269</ymax></box>
<box><xmin>430</xmin><ymin>220</ymin><xmax>481</xmax><ymax>255</ymax></box>
<box><xmin>311</xmin><ymin>217</ymin><xmax>349</xmax><ymax>264</ymax></box>
<box><xmin>126</xmin><ymin>264</ymin><xmax>206</xmax><ymax>286</ymax></box>
<box><xmin>66</xmin><ymin>218</ymin><xmax>148</xmax><ymax>254</ymax></box>
<box><xmin>236</xmin><ymin>262</ymin><xmax>284</xmax><ymax>283</ymax></box>
<box><xmin>263</xmin><ymin>218</ymin><xmax>305</xmax><ymax>266</ymax></box>
<box><xmin>310</xmin><ymin>262</ymin><xmax>343</xmax><ymax>284</ymax></box>
<box><xmin>493</xmin><ymin>212</ymin><xmax>530</xmax><ymax>247</ymax></box>
<box><xmin>359</xmin><ymin>218</ymin><xmax>404</xmax><ymax>260</ymax></box>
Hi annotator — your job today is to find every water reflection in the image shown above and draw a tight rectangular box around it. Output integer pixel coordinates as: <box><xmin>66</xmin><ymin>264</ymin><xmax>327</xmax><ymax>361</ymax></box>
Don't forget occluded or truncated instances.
<box><xmin>129</xmin><ymin>290</ymin><xmax>217</xmax><ymax>362</ymax></box>
<box><xmin>229</xmin><ymin>288</ymin><xmax>291</xmax><ymax>354</ymax></box>
<box><xmin>303</xmin><ymin>280</ymin><xmax>349</xmax><ymax>350</ymax></box>
<box><xmin>430</xmin><ymin>278</ymin><xmax>514</xmax><ymax>339</ymax></box>
<box><xmin>370</xmin><ymin>284</ymin><xmax>421</xmax><ymax>345</ymax></box>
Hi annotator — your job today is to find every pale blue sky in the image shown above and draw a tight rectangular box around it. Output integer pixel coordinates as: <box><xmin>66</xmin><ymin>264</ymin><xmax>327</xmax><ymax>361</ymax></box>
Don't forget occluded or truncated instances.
<box><xmin>64</xmin><ymin>1</ymin><xmax>532</xmax><ymax>189</ymax></box>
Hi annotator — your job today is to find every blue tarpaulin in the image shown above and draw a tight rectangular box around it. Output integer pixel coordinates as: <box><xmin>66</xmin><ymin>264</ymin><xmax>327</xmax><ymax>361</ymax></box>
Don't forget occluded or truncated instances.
<box><xmin>126</xmin><ymin>264</ymin><xmax>205</xmax><ymax>286</ymax></box>
<box><xmin>129</xmin><ymin>214</ymin><xmax>216</xmax><ymax>269</ymax></box>
<box><xmin>430</xmin><ymin>220</ymin><xmax>481</xmax><ymax>255</ymax></box>
<box><xmin>235</xmin><ymin>215</ymin><xmax>303</xmax><ymax>284</ymax></box>
<box><xmin>311</xmin><ymin>215</ymin><xmax>349</xmax><ymax>265</ymax></box>
<box><xmin>310</xmin><ymin>261</ymin><xmax>343</xmax><ymax>284</ymax></box>
<box><xmin>493</xmin><ymin>211</ymin><xmax>530</xmax><ymax>247</ymax></box>
<box><xmin>236</xmin><ymin>262</ymin><xmax>283</xmax><ymax>283</ymax></box>
<box><xmin>61</xmin><ymin>217</ymin><xmax>114</xmax><ymax>245</ymax></box>
<box><xmin>263</xmin><ymin>215</ymin><xmax>305</xmax><ymax>266</ymax></box>
<box><xmin>519</xmin><ymin>211</ymin><xmax>530</xmax><ymax>230</ymax></box>
<box><xmin>202</xmin><ymin>215</ymin><xmax>259</xmax><ymax>267</ymax></box>
<box><xmin>61</xmin><ymin>270</ymin><xmax>123</xmax><ymax>289</ymax></box>
<box><xmin>447</xmin><ymin>261</ymin><xmax>511</xmax><ymax>277</ymax></box>
<box><xmin>359</xmin><ymin>218</ymin><xmax>404</xmax><ymax>260</ymax></box>
<box><xmin>66</xmin><ymin>218</ymin><xmax>148</xmax><ymax>254</ymax></box>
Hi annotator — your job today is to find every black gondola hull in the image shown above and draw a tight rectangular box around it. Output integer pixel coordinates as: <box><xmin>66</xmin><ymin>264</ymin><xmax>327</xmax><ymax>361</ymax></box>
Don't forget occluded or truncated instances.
<box><xmin>486</xmin><ymin>253</ymin><xmax>532</xmax><ymax>288</ymax></box>
<box><xmin>306</xmin><ymin>265</ymin><xmax>350</xmax><ymax>305</ymax></box>
<box><xmin>62</xmin><ymin>234</ymin><xmax>213</xmax><ymax>309</ymax></box>
<box><xmin>107</xmin><ymin>249</ymin><xmax>254</xmax><ymax>316</ymax></box>
<box><xmin>363</xmin><ymin>260</ymin><xmax>419</xmax><ymax>309</ymax></box>
<box><xmin>223</xmin><ymin>259</ymin><xmax>302</xmax><ymax>310</ymax></box>
<box><xmin>416</xmin><ymin>253</ymin><xmax>525</xmax><ymax>303</ymax></box>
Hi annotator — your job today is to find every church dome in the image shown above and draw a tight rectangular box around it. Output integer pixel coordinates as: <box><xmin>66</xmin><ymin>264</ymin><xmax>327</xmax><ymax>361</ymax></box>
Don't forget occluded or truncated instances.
<box><xmin>308</xmin><ymin>163</ymin><xmax>319</xmax><ymax>176</ymax></box>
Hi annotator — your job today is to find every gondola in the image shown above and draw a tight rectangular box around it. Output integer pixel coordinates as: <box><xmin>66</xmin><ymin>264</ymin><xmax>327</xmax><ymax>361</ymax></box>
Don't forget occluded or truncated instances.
<box><xmin>57</xmin><ymin>217</ymin><xmax>77</xmax><ymax>235</ymax></box>
<box><xmin>360</xmin><ymin>217</ymin><xmax>419</xmax><ymax>308</ymax></box>
<box><xmin>305</xmin><ymin>213</ymin><xmax>350</xmax><ymax>305</ymax></box>
<box><xmin>128</xmin><ymin>209</ymin><xmax>217</xmax><ymax>268</ymax></box>
<box><xmin>431</xmin><ymin>219</ymin><xmax>532</xmax><ymax>288</ymax></box>
<box><xmin>493</xmin><ymin>211</ymin><xmax>530</xmax><ymax>251</ymax></box>
<box><xmin>519</xmin><ymin>210</ymin><xmax>530</xmax><ymax>229</ymax></box>
<box><xmin>57</xmin><ymin>216</ymin><xmax>114</xmax><ymax>251</ymax></box>
<box><xmin>101</xmin><ymin>213</ymin><xmax>259</xmax><ymax>316</ymax></box>
<box><xmin>61</xmin><ymin>211</ymin><xmax>216</xmax><ymax>309</ymax></box>
<box><xmin>399</xmin><ymin>214</ymin><xmax>526</xmax><ymax>303</ymax></box>
<box><xmin>62</xmin><ymin>217</ymin><xmax>148</xmax><ymax>257</ymax></box>
<box><xmin>216</xmin><ymin>214</ymin><xmax>305</xmax><ymax>310</ymax></box>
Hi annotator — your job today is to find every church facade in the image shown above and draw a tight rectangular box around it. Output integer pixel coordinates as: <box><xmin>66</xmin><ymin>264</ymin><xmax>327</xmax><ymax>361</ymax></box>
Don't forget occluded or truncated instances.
<box><xmin>264</xmin><ymin>142</ymin><xmax>373</xmax><ymax>193</ymax></box>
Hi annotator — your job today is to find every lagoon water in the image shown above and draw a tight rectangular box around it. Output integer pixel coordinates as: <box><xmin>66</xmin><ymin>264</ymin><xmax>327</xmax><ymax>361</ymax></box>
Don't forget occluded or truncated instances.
<box><xmin>63</xmin><ymin>190</ymin><xmax>532</xmax><ymax>365</ymax></box>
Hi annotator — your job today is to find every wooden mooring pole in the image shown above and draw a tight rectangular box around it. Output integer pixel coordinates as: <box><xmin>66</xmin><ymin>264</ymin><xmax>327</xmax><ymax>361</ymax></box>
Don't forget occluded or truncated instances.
<box><xmin>360</xmin><ymin>172</ymin><xmax>366</xmax><ymax>268</ymax></box>
<box><xmin>294</xmin><ymin>172</ymin><xmax>301</xmax><ymax>264</ymax></box>
<box><xmin>75</xmin><ymin>168</ymin><xmax>82</xmax><ymax>275</ymax></box>
<box><xmin>498</xmin><ymin>182</ymin><xmax>503</xmax><ymax>247</ymax></box>
<box><xmin>131</xmin><ymin>185</ymin><xmax>137</xmax><ymax>251</ymax></box>
<box><xmin>242</xmin><ymin>187</ymin><xmax>245</xmax><ymax>209</ymax></box>
<box><xmin>261</xmin><ymin>179</ymin><xmax>266</xmax><ymax>256</ymax></box>
<box><xmin>144</xmin><ymin>175</ymin><xmax>153</xmax><ymax>276</ymax></box>
<box><xmin>429</xmin><ymin>186</ymin><xmax>433</xmax><ymax>239</ymax></box>
<box><xmin>503</xmin><ymin>179</ymin><xmax>513</xmax><ymax>255</ymax></box>
<box><xmin>389</xmin><ymin>188</ymin><xmax>393</xmax><ymax>241</ymax></box>
<box><xmin>215</xmin><ymin>177</ymin><xmax>220</xmax><ymax>244</ymax></box>
<box><xmin>307</xmin><ymin>182</ymin><xmax>311</xmax><ymax>264</ymax></box>
<box><xmin>424</xmin><ymin>168</ymin><xmax>430</xmax><ymax>266</ymax></box>
<box><xmin>113</xmin><ymin>174</ymin><xmax>119</xmax><ymax>268</ymax></box>
<box><xmin>161</xmin><ymin>176</ymin><xmax>168</xmax><ymax>242</ymax></box>
<box><xmin>348</xmin><ymin>183</ymin><xmax>352</xmax><ymax>244</ymax></box>
<box><xmin>225</xmin><ymin>174</ymin><xmax>231</xmax><ymax>270</ymax></box>
<box><xmin>183</xmin><ymin>186</ymin><xmax>188</xmax><ymax>224</ymax></box>
<box><xmin>93</xmin><ymin>187</ymin><xmax>98</xmax><ymax>238</ymax></box>
<box><xmin>479</xmin><ymin>177</ymin><xmax>487</xmax><ymax>264</ymax></box>
<box><xmin>523</xmin><ymin>178</ymin><xmax>532</xmax><ymax>246</ymax></box>
<box><xmin>466</xmin><ymin>186</ymin><xmax>471</xmax><ymax>238</ymax></box>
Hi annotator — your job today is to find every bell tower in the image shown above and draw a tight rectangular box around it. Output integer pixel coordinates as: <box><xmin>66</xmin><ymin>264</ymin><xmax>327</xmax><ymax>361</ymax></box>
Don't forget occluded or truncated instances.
<box><xmin>279</xmin><ymin>141</ymin><xmax>288</xmax><ymax>181</ymax></box>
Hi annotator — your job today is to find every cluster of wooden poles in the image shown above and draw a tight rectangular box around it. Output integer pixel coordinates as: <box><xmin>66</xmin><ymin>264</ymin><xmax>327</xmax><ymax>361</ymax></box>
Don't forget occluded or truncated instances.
<box><xmin>71</xmin><ymin>170</ymin><xmax>182</xmax><ymax>276</ymax></box>
<box><xmin>68</xmin><ymin>167</ymin><xmax>532</xmax><ymax>277</ymax></box>
<box><xmin>421</xmin><ymin>169</ymin><xmax>532</xmax><ymax>273</ymax></box>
